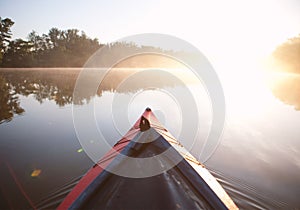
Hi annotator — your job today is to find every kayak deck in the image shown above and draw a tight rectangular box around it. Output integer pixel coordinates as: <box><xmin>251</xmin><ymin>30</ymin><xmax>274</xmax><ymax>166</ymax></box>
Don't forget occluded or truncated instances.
<box><xmin>58</xmin><ymin>108</ymin><xmax>238</xmax><ymax>210</ymax></box>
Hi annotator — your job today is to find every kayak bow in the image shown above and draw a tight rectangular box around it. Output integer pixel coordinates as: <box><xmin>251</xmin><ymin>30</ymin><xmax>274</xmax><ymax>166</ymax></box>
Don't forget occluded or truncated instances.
<box><xmin>58</xmin><ymin>108</ymin><xmax>238</xmax><ymax>210</ymax></box>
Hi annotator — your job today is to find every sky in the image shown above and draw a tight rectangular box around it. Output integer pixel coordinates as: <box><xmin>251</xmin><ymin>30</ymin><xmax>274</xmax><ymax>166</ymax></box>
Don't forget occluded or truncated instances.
<box><xmin>1</xmin><ymin>0</ymin><xmax>299</xmax><ymax>73</ymax></box>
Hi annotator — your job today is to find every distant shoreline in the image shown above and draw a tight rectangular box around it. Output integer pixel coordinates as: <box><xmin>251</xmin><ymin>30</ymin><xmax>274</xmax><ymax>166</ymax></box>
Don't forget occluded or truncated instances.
<box><xmin>0</xmin><ymin>67</ymin><xmax>141</xmax><ymax>72</ymax></box>
<box><xmin>0</xmin><ymin>67</ymin><xmax>183</xmax><ymax>71</ymax></box>
<box><xmin>0</xmin><ymin>67</ymin><xmax>83</xmax><ymax>71</ymax></box>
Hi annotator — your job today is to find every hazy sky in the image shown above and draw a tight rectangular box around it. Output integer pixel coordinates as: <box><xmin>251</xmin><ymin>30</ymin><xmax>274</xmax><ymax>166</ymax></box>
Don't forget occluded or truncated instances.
<box><xmin>1</xmin><ymin>0</ymin><xmax>299</xmax><ymax>69</ymax></box>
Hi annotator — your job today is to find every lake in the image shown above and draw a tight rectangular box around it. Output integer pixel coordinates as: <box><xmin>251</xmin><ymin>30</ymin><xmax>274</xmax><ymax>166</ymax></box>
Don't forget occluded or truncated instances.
<box><xmin>0</xmin><ymin>68</ymin><xmax>299</xmax><ymax>209</ymax></box>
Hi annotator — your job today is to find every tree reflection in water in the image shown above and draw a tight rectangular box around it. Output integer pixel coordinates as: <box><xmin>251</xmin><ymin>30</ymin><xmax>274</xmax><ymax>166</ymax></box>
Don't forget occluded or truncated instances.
<box><xmin>0</xmin><ymin>68</ymin><xmax>187</xmax><ymax>124</ymax></box>
<box><xmin>0</xmin><ymin>75</ymin><xmax>25</xmax><ymax>123</ymax></box>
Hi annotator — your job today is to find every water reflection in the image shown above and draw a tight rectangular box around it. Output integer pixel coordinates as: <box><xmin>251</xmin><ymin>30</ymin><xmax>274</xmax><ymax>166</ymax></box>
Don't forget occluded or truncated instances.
<box><xmin>0</xmin><ymin>69</ymin><xmax>189</xmax><ymax>124</ymax></box>
<box><xmin>0</xmin><ymin>68</ymin><xmax>201</xmax><ymax>208</ymax></box>
<box><xmin>269</xmin><ymin>73</ymin><xmax>300</xmax><ymax>110</ymax></box>
<box><xmin>1</xmin><ymin>69</ymin><xmax>300</xmax><ymax>209</ymax></box>
<box><xmin>0</xmin><ymin>75</ymin><xmax>25</xmax><ymax>124</ymax></box>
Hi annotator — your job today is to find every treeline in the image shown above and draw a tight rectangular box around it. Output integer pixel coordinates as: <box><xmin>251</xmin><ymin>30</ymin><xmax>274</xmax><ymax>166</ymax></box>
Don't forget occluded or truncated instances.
<box><xmin>0</xmin><ymin>17</ymin><xmax>102</xmax><ymax>67</ymax></box>
<box><xmin>0</xmin><ymin>17</ymin><xmax>188</xmax><ymax>68</ymax></box>
<box><xmin>3</xmin><ymin>29</ymin><xmax>102</xmax><ymax>67</ymax></box>
<box><xmin>273</xmin><ymin>34</ymin><xmax>300</xmax><ymax>73</ymax></box>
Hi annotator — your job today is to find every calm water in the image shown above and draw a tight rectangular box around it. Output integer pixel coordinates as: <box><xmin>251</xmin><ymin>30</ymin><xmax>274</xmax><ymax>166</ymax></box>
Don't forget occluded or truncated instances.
<box><xmin>0</xmin><ymin>68</ymin><xmax>300</xmax><ymax>209</ymax></box>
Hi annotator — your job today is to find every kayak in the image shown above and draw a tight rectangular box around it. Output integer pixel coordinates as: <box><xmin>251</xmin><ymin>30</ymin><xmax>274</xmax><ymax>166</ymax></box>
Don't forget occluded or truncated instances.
<box><xmin>58</xmin><ymin>108</ymin><xmax>238</xmax><ymax>210</ymax></box>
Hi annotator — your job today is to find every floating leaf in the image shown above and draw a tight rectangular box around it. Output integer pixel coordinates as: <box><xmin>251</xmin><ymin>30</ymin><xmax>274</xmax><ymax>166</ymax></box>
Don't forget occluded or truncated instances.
<box><xmin>31</xmin><ymin>169</ymin><xmax>41</xmax><ymax>177</ymax></box>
